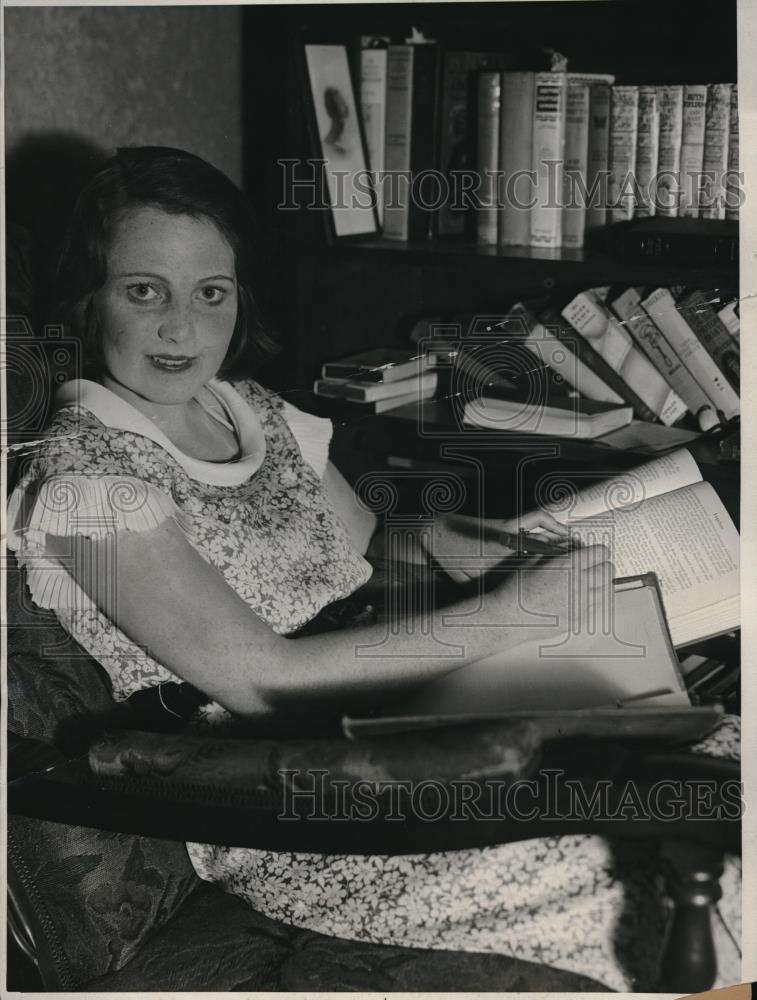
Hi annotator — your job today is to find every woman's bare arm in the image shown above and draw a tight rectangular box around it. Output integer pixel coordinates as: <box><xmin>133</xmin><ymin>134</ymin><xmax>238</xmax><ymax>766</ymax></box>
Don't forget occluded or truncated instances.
<box><xmin>47</xmin><ymin>519</ymin><xmax>613</xmax><ymax>719</ymax></box>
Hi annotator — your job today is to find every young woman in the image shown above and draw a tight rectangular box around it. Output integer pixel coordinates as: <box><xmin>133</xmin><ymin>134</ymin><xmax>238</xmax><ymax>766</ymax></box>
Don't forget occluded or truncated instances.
<box><xmin>7</xmin><ymin>147</ymin><xmax>740</xmax><ymax>990</ymax></box>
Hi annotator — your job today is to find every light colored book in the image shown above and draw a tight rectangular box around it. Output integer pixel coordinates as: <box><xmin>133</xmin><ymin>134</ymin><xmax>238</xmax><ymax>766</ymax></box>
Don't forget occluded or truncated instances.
<box><xmin>718</xmin><ymin>299</ymin><xmax>739</xmax><ymax>340</ymax></box>
<box><xmin>633</xmin><ymin>85</ymin><xmax>659</xmax><ymax>217</ymax></box>
<box><xmin>529</xmin><ymin>71</ymin><xmax>567</xmax><ymax>248</ymax></box>
<box><xmin>608</xmin><ymin>85</ymin><xmax>639</xmax><ymax>221</ymax></box>
<box><xmin>725</xmin><ymin>85</ymin><xmax>739</xmax><ymax>220</ymax></box>
<box><xmin>476</xmin><ymin>71</ymin><xmax>501</xmax><ymax>246</ymax></box>
<box><xmin>313</xmin><ymin>380</ymin><xmax>436</xmax><ymax>412</ymax></box>
<box><xmin>700</xmin><ymin>83</ymin><xmax>732</xmax><ymax>219</ymax></box>
<box><xmin>360</xmin><ymin>43</ymin><xmax>389</xmax><ymax>225</ymax></box>
<box><xmin>561</xmin><ymin>289</ymin><xmax>686</xmax><ymax>425</ymax></box>
<box><xmin>462</xmin><ymin>393</ymin><xmax>632</xmax><ymax>438</ymax></box>
<box><xmin>610</xmin><ymin>287</ymin><xmax>704</xmax><ymax>425</ymax></box>
<box><xmin>678</xmin><ymin>84</ymin><xmax>708</xmax><ymax>217</ymax></box>
<box><xmin>506</xmin><ymin>302</ymin><xmax>624</xmax><ymax>404</ymax></box>
<box><xmin>498</xmin><ymin>72</ymin><xmax>535</xmax><ymax>246</ymax></box>
<box><xmin>640</xmin><ymin>287</ymin><xmax>740</xmax><ymax>421</ymax></box>
<box><xmin>562</xmin><ymin>79</ymin><xmax>591</xmax><ymax>247</ymax></box>
<box><xmin>655</xmin><ymin>85</ymin><xmax>684</xmax><ymax>217</ymax></box>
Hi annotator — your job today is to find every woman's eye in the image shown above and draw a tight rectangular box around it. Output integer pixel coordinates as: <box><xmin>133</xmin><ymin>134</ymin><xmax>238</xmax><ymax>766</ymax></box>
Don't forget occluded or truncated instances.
<box><xmin>127</xmin><ymin>283</ymin><xmax>160</xmax><ymax>303</ymax></box>
<box><xmin>198</xmin><ymin>286</ymin><xmax>225</xmax><ymax>305</ymax></box>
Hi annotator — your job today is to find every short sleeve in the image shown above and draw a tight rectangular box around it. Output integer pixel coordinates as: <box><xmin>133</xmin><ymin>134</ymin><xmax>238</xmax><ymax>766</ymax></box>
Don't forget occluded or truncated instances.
<box><xmin>280</xmin><ymin>400</ymin><xmax>333</xmax><ymax>479</ymax></box>
<box><xmin>6</xmin><ymin>474</ymin><xmax>192</xmax><ymax>613</ymax></box>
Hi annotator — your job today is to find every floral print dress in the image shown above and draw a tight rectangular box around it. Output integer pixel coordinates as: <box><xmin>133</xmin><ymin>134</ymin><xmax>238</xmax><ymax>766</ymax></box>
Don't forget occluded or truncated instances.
<box><xmin>7</xmin><ymin>376</ymin><xmax>741</xmax><ymax>992</ymax></box>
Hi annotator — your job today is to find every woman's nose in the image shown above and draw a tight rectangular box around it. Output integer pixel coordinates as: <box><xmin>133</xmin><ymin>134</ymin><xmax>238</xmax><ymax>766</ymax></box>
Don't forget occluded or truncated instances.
<box><xmin>158</xmin><ymin>302</ymin><xmax>195</xmax><ymax>344</ymax></box>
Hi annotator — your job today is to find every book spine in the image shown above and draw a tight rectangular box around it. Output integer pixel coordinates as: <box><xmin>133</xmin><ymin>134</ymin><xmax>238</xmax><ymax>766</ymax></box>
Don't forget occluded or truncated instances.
<box><xmin>725</xmin><ymin>85</ymin><xmax>740</xmax><ymax>221</ymax></box>
<box><xmin>560</xmin><ymin>292</ymin><xmax>661</xmax><ymax>422</ymax></box>
<box><xmin>562</xmin><ymin>81</ymin><xmax>590</xmax><ymax>248</ymax></box>
<box><xmin>507</xmin><ymin>303</ymin><xmax>624</xmax><ymax>404</ymax></box>
<box><xmin>407</xmin><ymin>45</ymin><xmax>441</xmax><ymax>242</ymax></box>
<box><xmin>476</xmin><ymin>71</ymin><xmax>501</xmax><ymax>246</ymax></box>
<box><xmin>676</xmin><ymin>290</ymin><xmax>740</xmax><ymax>391</ymax></box>
<box><xmin>529</xmin><ymin>71</ymin><xmax>567</xmax><ymax>248</ymax></box>
<box><xmin>498</xmin><ymin>72</ymin><xmax>535</xmax><ymax>246</ymax></box>
<box><xmin>610</xmin><ymin>287</ymin><xmax>694</xmax><ymax>422</ymax></box>
<box><xmin>641</xmin><ymin>287</ymin><xmax>740</xmax><ymax>420</ymax></box>
<box><xmin>608</xmin><ymin>86</ymin><xmax>639</xmax><ymax>222</ymax></box>
<box><xmin>383</xmin><ymin>46</ymin><xmax>413</xmax><ymax>240</ymax></box>
<box><xmin>717</xmin><ymin>299</ymin><xmax>739</xmax><ymax>341</ymax></box>
<box><xmin>700</xmin><ymin>83</ymin><xmax>732</xmax><ymax>219</ymax></box>
<box><xmin>437</xmin><ymin>51</ymin><xmax>511</xmax><ymax>237</ymax></box>
<box><xmin>612</xmin><ymin>287</ymin><xmax>716</xmax><ymax>421</ymax></box>
<box><xmin>360</xmin><ymin>47</ymin><xmax>388</xmax><ymax>225</ymax></box>
<box><xmin>633</xmin><ymin>86</ymin><xmax>659</xmax><ymax>218</ymax></box>
<box><xmin>655</xmin><ymin>85</ymin><xmax>684</xmax><ymax>217</ymax></box>
<box><xmin>678</xmin><ymin>84</ymin><xmax>708</xmax><ymax>218</ymax></box>
<box><xmin>584</xmin><ymin>83</ymin><xmax>612</xmax><ymax>228</ymax></box>
<box><xmin>341</xmin><ymin>372</ymin><xmax>438</xmax><ymax>402</ymax></box>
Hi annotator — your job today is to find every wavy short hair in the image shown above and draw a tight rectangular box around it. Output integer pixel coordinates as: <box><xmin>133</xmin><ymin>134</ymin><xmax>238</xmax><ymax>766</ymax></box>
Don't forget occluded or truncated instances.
<box><xmin>55</xmin><ymin>146</ymin><xmax>279</xmax><ymax>379</ymax></box>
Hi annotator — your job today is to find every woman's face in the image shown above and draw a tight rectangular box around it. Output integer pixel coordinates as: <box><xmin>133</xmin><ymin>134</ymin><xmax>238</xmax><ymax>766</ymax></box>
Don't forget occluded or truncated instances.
<box><xmin>95</xmin><ymin>207</ymin><xmax>238</xmax><ymax>406</ymax></box>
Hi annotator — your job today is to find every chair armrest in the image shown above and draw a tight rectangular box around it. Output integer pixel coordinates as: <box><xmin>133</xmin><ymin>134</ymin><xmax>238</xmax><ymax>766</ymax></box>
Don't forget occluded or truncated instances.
<box><xmin>8</xmin><ymin>726</ymin><xmax>741</xmax><ymax>855</ymax></box>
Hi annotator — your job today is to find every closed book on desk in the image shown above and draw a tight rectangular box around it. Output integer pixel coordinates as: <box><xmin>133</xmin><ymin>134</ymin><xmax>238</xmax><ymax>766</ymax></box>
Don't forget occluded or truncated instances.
<box><xmin>315</xmin><ymin>371</ymin><xmax>438</xmax><ymax>402</ymax></box>
<box><xmin>463</xmin><ymin>389</ymin><xmax>632</xmax><ymax>438</ymax></box>
<box><xmin>346</xmin><ymin>575</ymin><xmax>692</xmax><ymax>727</ymax></box>
<box><xmin>322</xmin><ymin>347</ymin><xmax>431</xmax><ymax>383</ymax></box>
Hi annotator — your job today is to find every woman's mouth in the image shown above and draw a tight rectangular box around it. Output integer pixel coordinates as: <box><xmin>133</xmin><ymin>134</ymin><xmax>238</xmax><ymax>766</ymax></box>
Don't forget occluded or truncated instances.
<box><xmin>148</xmin><ymin>355</ymin><xmax>196</xmax><ymax>373</ymax></box>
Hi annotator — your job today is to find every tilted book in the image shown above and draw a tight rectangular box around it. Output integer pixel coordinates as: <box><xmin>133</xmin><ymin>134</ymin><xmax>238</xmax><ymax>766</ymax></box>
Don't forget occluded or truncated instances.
<box><xmin>640</xmin><ymin>287</ymin><xmax>739</xmax><ymax>421</ymax></box>
<box><xmin>676</xmin><ymin>289</ymin><xmax>740</xmax><ymax>392</ymax></box>
<box><xmin>608</xmin><ymin>85</ymin><xmax>639</xmax><ymax>222</ymax></box>
<box><xmin>678</xmin><ymin>84</ymin><xmax>708</xmax><ymax>218</ymax></box>
<box><xmin>633</xmin><ymin>86</ymin><xmax>659</xmax><ymax>218</ymax></box>
<box><xmin>529</xmin><ymin>71</ymin><xmax>567</xmax><ymax>248</ymax></box>
<box><xmin>498</xmin><ymin>72</ymin><xmax>535</xmax><ymax>247</ymax></box>
<box><xmin>700</xmin><ymin>83</ymin><xmax>732</xmax><ymax>220</ymax></box>
<box><xmin>655</xmin><ymin>85</ymin><xmax>684</xmax><ymax>217</ymax></box>
<box><xmin>610</xmin><ymin>287</ymin><xmax>708</xmax><ymax>426</ymax></box>
<box><xmin>718</xmin><ymin>298</ymin><xmax>739</xmax><ymax>340</ymax></box>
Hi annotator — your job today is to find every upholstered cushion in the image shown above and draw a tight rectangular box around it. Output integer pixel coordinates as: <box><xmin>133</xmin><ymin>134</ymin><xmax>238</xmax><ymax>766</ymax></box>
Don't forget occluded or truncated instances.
<box><xmin>8</xmin><ymin>816</ymin><xmax>198</xmax><ymax>990</ymax></box>
<box><xmin>86</xmin><ymin>880</ymin><xmax>611</xmax><ymax>992</ymax></box>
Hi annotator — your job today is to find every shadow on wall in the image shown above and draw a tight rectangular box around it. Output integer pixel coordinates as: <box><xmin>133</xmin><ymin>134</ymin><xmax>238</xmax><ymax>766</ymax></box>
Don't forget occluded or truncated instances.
<box><xmin>6</xmin><ymin>132</ymin><xmax>108</xmax><ymax>324</ymax></box>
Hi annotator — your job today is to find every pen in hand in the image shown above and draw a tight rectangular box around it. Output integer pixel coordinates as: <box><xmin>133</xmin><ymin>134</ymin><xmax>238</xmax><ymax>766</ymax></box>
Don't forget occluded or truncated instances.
<box><xmin>498</xmin><ymin>528</ymin><xmax>582</xmax><ymax>556</ymax></box>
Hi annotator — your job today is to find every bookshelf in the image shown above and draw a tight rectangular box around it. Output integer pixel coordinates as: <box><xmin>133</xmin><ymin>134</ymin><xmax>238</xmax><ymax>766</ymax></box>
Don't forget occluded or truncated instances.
<box><xmin>241</xmin><ymin>1</ymin><xmax>740</xmax><ymax>521</ymax></box>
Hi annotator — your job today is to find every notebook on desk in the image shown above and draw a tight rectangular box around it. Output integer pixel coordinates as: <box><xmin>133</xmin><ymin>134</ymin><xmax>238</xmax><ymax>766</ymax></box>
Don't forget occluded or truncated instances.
<box><xmin>344</xmin><ymin>574</ymin><xmax>693</xmax><ymax>738</ymax></box>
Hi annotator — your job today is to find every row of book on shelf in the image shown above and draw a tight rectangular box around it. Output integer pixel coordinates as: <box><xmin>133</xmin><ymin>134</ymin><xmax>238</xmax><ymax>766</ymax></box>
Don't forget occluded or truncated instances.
<box><xmin>314</xmin><ymin>284</ymin><xmax>740</xmax><ymax>439</ymax></box>
<box><xmin>359</xmin><ymin>35</ymin><xmax>740</xmax><ymax>248</ymax></box>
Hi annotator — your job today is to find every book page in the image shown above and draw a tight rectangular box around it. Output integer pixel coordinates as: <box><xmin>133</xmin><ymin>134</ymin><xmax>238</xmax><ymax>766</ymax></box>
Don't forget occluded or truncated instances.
<box><xmin>569</xmin><ymin>480</ymin><xmax>739</xmax><ymax>627</ymax></box>
<box><xmin>547</xmin><ymin>448</ymin><xmax>702</xmax><ymax>523</ymax></box>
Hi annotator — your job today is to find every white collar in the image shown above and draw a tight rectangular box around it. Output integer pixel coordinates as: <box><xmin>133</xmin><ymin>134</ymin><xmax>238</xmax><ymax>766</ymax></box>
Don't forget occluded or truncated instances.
<box><xmin>54</xmin><ymin>378</ymin><xmax>267</xmax><ymax>487</ymax></box>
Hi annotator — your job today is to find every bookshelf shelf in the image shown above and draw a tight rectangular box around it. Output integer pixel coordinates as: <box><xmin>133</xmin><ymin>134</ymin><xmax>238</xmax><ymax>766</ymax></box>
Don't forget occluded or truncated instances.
<box><xmin>323</xmin><ymin>237</ymin><xmax>738</xmax><ymax>288</ymax></box>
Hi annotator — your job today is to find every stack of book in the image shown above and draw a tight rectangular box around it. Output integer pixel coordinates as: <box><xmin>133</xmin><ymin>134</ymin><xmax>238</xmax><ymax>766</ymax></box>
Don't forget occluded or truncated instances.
<box><xmin>358</xmin><ymin>35</ymin><xmax>740</xmax><ymax>246</ymax></box>
<box><xmin>313</xmin><ymin>347</ymin><xmax>439</xmax><ymax>413</ymax></box>
<box><xmin>433</xmin><ymin>284</ymin><xmax>740</xmax><ymax>438</ymax></box>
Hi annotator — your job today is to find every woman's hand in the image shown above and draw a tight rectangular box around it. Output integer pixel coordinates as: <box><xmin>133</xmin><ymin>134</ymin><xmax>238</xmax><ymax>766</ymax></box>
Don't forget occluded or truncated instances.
<box><xmin>488</xmin><ymin>542</ymin><xmax>615</xmax><ymax>642</ymax></box>
<box><xmin>500</xmin><ymin>509</ymin><xmax>570</xmax><ymax>548</ymax></box>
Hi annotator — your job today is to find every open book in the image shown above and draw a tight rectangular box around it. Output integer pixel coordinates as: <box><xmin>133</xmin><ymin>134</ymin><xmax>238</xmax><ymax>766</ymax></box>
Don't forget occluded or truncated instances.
<box><xmin>544</xmin><ymin>448</ymin><xmax>739</xmax><ymax>647</ymax></box>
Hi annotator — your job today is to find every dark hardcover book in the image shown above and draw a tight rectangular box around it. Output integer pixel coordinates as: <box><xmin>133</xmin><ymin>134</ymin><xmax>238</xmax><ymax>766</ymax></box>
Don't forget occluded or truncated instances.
<box><xmin>676</xmin><ymin>289</ymin><xmax>740</xmax><ymax>392</ymax></box>
<box><xmin>437</xmin><ymin>50</ymin><xmax>511</xmax><ymax>238</ymax></box>
<box><xmin>605</xmin><ymin>218</ymin><xmax>738</xmax><ymax>265</ymax></box>
<box><xmin>540</xmin><ymin>306</ymin><xmax>660</xmax><ymax>423</ymax></box>
<box><xmin>383</xmin><ymin>44</ymin><xmax>441</xmax><ymax>242</ymax></box>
